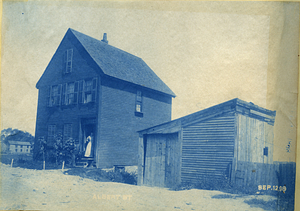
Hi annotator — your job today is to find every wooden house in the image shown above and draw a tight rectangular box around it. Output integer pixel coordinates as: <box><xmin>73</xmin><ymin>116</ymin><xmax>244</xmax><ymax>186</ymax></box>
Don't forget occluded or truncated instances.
<box><xmin>34</xmin><ymin>28</ymin><xmax>175</xmax><ymax>168</ymax></box>
<box><xmin>137</xmin><ymin>98</ymin><xmax>276</xmax><ymax>188</ymax></box>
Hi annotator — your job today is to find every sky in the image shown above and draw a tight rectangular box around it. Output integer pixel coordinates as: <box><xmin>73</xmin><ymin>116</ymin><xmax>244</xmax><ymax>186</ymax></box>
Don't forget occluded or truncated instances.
<box><xmin>1</xmin><ymin>1</ymin><xmax>299</xmax><ymax>161</ymax></box>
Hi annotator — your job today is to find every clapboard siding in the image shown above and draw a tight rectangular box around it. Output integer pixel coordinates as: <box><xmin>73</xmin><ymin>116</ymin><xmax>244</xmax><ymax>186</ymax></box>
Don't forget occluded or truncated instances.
<box><xmin>97</xmin><ymin>79</ymin><xmax>172</xmax><ymax>168</ymax></box>
<box><xmin>181</xmin><ymin>114</ymin><xmax>235</xmax><ymax>183</ymax></box>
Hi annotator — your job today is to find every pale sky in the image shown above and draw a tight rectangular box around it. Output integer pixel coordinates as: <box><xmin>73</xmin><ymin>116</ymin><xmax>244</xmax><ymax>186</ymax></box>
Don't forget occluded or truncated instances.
<box><xmin>1</xmin><ymin>1</ymin><xmax>299</xmax><ymax>161</ymax></box>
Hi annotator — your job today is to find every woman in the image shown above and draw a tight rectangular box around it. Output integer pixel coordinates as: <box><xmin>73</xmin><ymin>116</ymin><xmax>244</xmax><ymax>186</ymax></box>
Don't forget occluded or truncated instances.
<box><xmin>84</xmin><ymin>133</ymin><xmax>93</xmax><ymax>157</ymax></box>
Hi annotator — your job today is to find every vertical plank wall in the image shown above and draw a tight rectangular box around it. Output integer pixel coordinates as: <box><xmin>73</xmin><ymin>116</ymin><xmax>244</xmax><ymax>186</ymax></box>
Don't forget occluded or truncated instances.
<box><xmin>165</xmin><ymin>133</ymin><xmax>180</xmax><ymax>188</ymax></box>
<box><xmin>234</xmin><ymin>113</ymin><xmax>276</xmax><ymax>188</ymax></box>
<box><xmin>181</xmin><ymin>113</ymin><xmax>236</xmax><ymax>185</ymax></box>
<box><xmin>236</xmin><ymin>114</ymin><xmax>274</xmax><ymax>164</ymax></box>
<box><xmin>143</xmin><ymin>134</ymin><xmax>166</xmax><ymax>187</ymax></box>
<box><xmin>140</xmin><ymin>133</ymin><xmax>180</xmax><ymax>188</ymax></box>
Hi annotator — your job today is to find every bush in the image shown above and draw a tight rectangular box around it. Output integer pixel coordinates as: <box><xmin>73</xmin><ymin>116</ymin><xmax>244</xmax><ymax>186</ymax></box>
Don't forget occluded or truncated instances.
<box><xmin>100</xmin><ymin>168</ymin><xmax>137</xmax><ymax>185</ymax></box>
<box><xmin>54</xmin><ymin>134</ymin><xmax>78</xmax><ymax>166</ymax></box>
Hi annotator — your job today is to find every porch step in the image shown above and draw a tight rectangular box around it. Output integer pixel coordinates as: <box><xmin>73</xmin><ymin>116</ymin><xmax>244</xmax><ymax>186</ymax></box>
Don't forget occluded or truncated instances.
<box><xmin>75</xmin><ymin>157</ymin><xmax>96</xmax><ymax>168</ymax></box>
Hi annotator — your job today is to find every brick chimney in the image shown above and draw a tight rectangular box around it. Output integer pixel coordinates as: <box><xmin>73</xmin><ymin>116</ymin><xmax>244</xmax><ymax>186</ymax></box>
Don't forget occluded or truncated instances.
<box><xmin>101</xmin><ymin>33</ymin><xmax>108</xmax><ymax>44</ymax></box>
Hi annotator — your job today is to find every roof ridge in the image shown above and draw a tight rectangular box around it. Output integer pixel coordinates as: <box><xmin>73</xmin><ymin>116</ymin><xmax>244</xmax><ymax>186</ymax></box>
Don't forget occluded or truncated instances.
<box><xmin>68</xmin><ymin>28</ymin><xmax>175</xmax><ymax>97</ymax></box>
<box><xmin>69</xmin><ymin>28</ymin><xmax>144</xmax><ymax>61</ymax></box>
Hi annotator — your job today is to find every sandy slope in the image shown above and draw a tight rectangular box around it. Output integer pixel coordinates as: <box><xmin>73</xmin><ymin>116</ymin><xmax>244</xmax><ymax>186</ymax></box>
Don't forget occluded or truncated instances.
<box><xmin>0</xmin><ymin>163</ymin><xmax>275</xmax><ymax>211</ymax></box>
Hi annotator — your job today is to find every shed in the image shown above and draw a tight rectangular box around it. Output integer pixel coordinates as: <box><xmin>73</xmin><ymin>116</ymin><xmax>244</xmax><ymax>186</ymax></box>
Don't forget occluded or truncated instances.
<box><xmin>137</xmin><ymin>98</ymin><xmax>276</xmax><ymax>188</ymax></box>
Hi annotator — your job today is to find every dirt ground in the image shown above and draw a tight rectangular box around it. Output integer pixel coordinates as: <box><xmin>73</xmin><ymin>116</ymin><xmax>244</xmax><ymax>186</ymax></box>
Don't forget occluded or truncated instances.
<box><xmin>0</xmin><ymin>163</ymin><xmax>279</xmax><ymax>211</ymax></box>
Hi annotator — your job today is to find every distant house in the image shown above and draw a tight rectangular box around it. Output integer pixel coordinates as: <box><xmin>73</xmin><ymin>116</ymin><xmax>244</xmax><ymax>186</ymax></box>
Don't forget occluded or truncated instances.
<box><xmin>9</xmin><ymin>141</ymin><xmax>32</xmax><ymax>154</ymax></box>
<box><xmin>34</xmin><ymin>28</ymin><xmax>175</xmax><ymax>168</ymax></box>
<box><xmin>137</xmin><ymin>98</ymin><xmax>276</xmax><ymax>188</ymax></box>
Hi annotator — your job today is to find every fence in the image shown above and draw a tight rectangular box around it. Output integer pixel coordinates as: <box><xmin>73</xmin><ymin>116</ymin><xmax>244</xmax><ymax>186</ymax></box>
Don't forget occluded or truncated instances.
<box><xmin>233</xmin><ymin>161</ymin><xmax>296</xmax><ymax>195</ymax></box>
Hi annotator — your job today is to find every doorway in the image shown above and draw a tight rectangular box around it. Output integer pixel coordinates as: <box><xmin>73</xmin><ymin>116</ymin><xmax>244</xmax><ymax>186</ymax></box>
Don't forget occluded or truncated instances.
<box><xmin>80</xmin><ymin>118</ymin><xmax>96</xmax><ymax>159</ymax></box>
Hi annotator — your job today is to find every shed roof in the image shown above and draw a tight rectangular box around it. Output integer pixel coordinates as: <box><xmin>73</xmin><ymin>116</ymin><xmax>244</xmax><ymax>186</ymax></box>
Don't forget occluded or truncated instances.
<box><xmin>138</xmin><ymin>98</ymin><xmax>276</xmax><ymax>135</ymax></box>
<box><xmin>37</xmin><ymin>28</ymin><xmax>175</xmax><ymax>97</ymax></box>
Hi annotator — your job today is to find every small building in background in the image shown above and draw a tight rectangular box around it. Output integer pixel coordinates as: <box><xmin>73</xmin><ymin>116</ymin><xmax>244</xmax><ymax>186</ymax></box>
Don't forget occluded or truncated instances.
<box><xmin>9</xmin><ymin>141</ymin><xmax>32</xmax><ymax>154</ymax></box>
<box><xmin>137</xmin><ymin>98</ymin><xmax>276</xmax><ymax>189</ymax></box>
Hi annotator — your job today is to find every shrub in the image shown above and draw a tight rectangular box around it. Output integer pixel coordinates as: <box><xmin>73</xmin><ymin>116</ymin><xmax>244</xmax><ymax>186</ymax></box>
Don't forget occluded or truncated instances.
<box><xmin>100</xmin><ymin>168</ymin><xmax>137</xmax><ymax>185</ymax></box>
<box><xmin>54</xmin><ymin>134</ymin><xmax>78</xmax><ymax>166</ymax></box>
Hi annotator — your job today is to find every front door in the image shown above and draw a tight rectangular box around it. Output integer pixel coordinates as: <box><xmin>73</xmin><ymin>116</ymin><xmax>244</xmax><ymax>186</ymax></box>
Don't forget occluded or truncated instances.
<box><xmin>80</xmin><ymin>118</ymin><xmax>96</xmax><ymax>159</ymax></box>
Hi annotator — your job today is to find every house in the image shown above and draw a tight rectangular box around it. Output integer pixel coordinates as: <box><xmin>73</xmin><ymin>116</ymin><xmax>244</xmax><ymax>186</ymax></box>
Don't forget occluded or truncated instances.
<box><xmin>34</xmin><ymin>28</ymin><xmax>175</xmax><ymax>168</ymax></box>
<box><xmin>137</xmin><ymin>98</ymin><xmax>276</xmax><ymax>188</ymax></box>
<box><xmin>9</xmin><ymin>141</ymin><xmax>32</xmax><ymax>154</ymax></box>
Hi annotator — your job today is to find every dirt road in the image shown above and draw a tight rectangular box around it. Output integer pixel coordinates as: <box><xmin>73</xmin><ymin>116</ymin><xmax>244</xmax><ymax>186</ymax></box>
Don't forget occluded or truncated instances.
<box><xmin>1</xmin><ymin>163</ymin><xmax>276</xmax><ymax>211</ymax></box>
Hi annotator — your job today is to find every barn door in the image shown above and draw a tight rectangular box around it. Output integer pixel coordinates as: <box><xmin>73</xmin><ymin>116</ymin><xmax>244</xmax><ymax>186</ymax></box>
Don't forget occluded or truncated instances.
<box><xmin>143</xmin><ymin>134</ymin><xmax>166</xmax><ymax>187</ymax></box>
<box><xmin>165</xmin><ymin>133</ymin><xmax>179</xmax><ymax>188</ymax></box>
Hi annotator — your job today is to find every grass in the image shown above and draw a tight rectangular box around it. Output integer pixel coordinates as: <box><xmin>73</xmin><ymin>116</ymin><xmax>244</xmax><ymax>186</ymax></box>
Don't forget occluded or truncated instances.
<box><xmin>1</xmin><ymin>153</ymin><xmax>137</xmax><ymax>185</ymax></box>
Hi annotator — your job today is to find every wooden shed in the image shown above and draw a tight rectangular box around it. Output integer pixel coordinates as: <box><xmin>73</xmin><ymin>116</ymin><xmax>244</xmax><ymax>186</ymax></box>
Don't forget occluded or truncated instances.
<box><xmin>137</xmin><ymin>98</ymin><xmax>276</xmax><ymax>188</ymax></box>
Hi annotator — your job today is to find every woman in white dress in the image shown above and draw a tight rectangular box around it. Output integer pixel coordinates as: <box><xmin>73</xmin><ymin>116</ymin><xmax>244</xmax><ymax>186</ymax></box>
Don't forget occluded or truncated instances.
<box><xmin>84</xmin><ymin>133</ymin><xmax>93</xmax><ymax>157</ymax></box>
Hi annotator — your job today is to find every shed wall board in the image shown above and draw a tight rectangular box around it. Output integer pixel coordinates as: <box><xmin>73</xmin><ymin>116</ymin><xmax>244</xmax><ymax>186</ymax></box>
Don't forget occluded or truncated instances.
<box><xmin>236</xmin><ymin>114</ymin><xmax>274</xmax><ymax>164</ymax></box>
<box><xmin>181</xmin><ymin>112</ymin><xmax>236</xmax><ymax>184</ymax></box>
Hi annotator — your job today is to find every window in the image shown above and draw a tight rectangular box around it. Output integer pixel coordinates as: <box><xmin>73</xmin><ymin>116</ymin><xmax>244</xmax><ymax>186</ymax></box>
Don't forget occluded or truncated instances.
<box><xmin>48</xmin><ymin>85</ymin><xmax>62</xmax><ymax>107</ymax></box>
<box><xmin>62</xmin><ymin>82</ymin><xmax>79</xmax><ymax>105</ymax></box>
<box><xmin>48</xmin><ymin>125</ymin><xmax>56</xmax><ymax>144</ymax></box>
<box><xmin>64</xmin><ymin>49</ymin><xmax>73</xmax><ymax>74</ymax></box>
<box><xmin>79</xmin><ymin>78</ymin><xmax>97</xmax><ymax>104</ymax></box>
<box><xmin>84</xmin><ymin>80</ymin><xmax>93</xmax><ymax>103</ymax></box>
<box><xmin>263</xmin><ymin>147</ymin><xmax>268</xmax><ymax>156</ymax></box>
<box><xmin>135</xmin><ymin>90</ymin><xmax>143</xmax><ymax>113</ymax></box>
<box><xmin>63</xmin><ymin>124</ymin><xmax>72</xmax><ymax>141</ymax></box>
<box><xmin>48</xmin><ymin>78</ymin><xmax>96</xmax><ymax>107</ymax></box>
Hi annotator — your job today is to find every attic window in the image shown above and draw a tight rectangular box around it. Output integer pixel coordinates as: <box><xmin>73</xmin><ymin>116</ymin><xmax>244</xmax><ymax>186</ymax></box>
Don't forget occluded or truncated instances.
<box><xmin>64</xmin><ymin>49</ymin><xmax>73</xmax><ymax>74</ymax></box>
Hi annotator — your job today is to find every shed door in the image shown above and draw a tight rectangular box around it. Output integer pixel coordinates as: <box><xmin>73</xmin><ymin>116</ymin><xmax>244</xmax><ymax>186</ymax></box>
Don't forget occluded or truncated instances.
<box><xmin>165</xmin><ymin>133</ymin><xmax>179</xmax><ymax>188</ymax></box>
<box><xmin>143</xmin><ymin>134</ymin><xmax>166</xmax><ymax>187</ymax></box>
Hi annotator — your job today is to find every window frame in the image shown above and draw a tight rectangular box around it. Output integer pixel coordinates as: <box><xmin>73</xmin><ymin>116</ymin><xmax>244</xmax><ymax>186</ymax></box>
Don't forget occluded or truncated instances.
<box><xmin>64</xmin><ymin>49</ymin><xmax>73</xmax><ymax>74</ymax></box>
<box><xmin>135</xmin><ymin>90</ymin><xmax>143</xmax><ymax>117</ymax></box>
<box><xmin>48</xmin><ymin>125</ymin><xmax>56</xmax><ymax>144</ymax></box>
<box><xmin>63</xmin><ymin>123</ymin><xmax>72</xmax><ymax>141</ymax></box>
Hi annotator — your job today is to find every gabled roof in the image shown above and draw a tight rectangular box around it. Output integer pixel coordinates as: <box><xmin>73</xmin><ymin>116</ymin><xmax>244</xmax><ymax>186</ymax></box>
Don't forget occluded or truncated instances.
<box><xmin>37</xmin><ymin>28</ymin><xmax>175</xmax><ymax>97</ymax></box>
<box><xmin>138</xmin><ymin>98</ymin><xmax>276</xmax><ymax>135</ymax></box>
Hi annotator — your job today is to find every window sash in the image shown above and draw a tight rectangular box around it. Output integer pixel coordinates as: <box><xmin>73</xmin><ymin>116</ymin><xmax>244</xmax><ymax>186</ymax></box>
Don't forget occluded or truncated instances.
<box><xmin>48</xmin><ymin>85</ymin><xmax>62</xmax><ymax>106</ymax></box>
<box><xmin>48</xmin><ymin>125</ymin><xmax>56</xmax><ymax>144</ymax></box>
<box><xmin>63</xmin><ymin>124</ymin><xmax>72</xmax><ymax>140</ymax></box>
<box><xmin>135</xmin><ymin>90</ymin><xmax>143</xmax><ymax>112</ymax></box>
<box><xmin>64</xmin><ymin>49</ymin><xmax>73</xmax><ymax>74</ymax></box>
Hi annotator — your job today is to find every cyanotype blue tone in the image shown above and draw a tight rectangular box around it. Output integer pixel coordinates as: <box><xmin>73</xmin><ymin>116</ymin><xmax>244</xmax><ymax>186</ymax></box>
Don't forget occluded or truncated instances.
<box><xmin>34</xmin><ymin>28</ymin><xmax>175</xmax><ymax>168</ymax></box>
<box><xmin>2</xmin><ymin>28</ymin><xmax>295</xmax><ymax>211</ymax></box>
<box><xmin>138</xmin><ymin>98</ymin><xmax>295</xmax><ymax>210</ymax></box>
